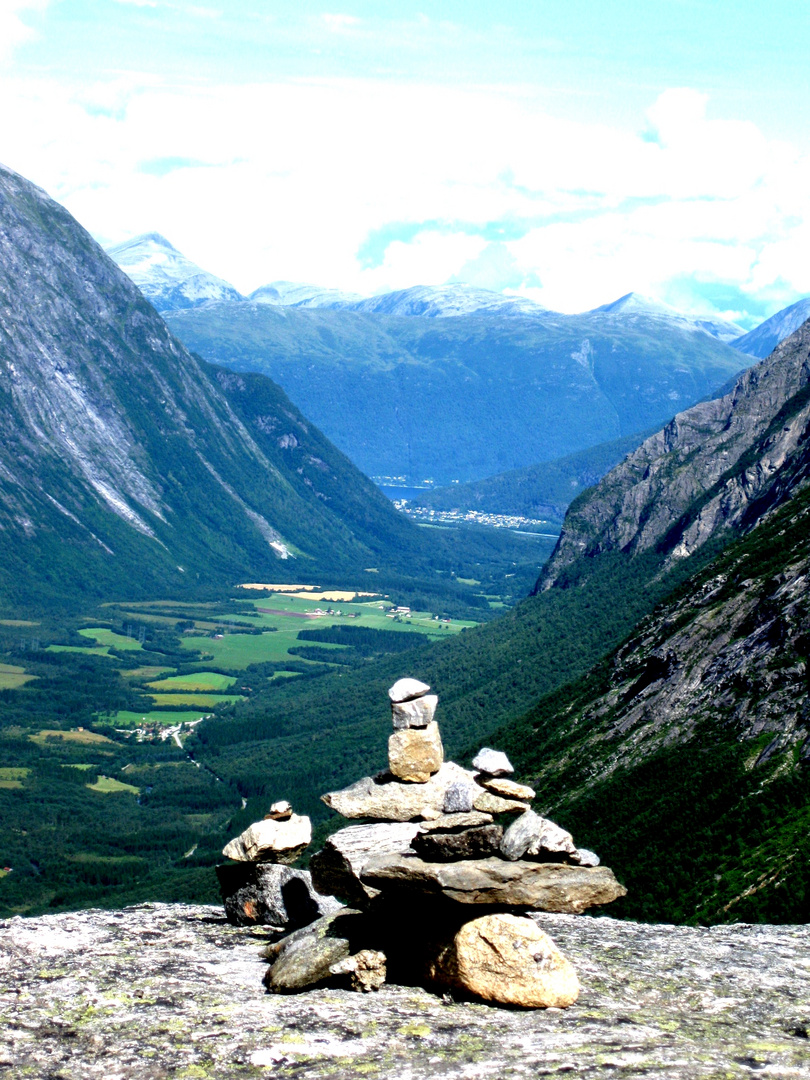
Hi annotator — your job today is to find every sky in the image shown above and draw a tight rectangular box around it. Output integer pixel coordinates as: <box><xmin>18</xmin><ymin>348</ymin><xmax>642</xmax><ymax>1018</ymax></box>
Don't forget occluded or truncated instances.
<box><xmin>1</xmin><ymin>1</ymin><xmax>809</xmax><ymax>326</ymax></box>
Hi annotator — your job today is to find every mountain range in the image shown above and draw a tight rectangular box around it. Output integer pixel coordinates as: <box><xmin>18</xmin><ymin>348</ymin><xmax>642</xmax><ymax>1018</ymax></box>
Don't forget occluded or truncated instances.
<box><xmin>0</xmin><ymin>167</ymin><xmax>440</xmax><ymax>606</ymax></box>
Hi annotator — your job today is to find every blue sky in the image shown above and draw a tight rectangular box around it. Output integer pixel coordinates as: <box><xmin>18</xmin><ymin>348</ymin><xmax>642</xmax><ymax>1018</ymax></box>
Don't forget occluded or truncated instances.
<box><xmin>2</xmin><ymin>1</ymin><xmax>809</xmax><ymax>323</ymax></box>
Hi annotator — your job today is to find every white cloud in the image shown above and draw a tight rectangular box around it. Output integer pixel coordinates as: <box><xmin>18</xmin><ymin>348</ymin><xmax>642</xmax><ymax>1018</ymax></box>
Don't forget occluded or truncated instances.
<box><xmin>0</xmin><ymin>72</ymin><xmax>806</xmax><ymax>320</ymax></box>
<box><xmin>0</xmin><ymin>0</ymin><xmax>47</xmax><ymax>59</ymax></box>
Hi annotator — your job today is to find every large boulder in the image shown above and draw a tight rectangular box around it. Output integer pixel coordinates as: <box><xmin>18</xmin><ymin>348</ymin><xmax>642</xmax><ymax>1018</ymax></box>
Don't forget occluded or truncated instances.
<box><xmin>427</xmin><ymin>913</ymin><xmax>580</xmax><ymax>1008</ymax></box>
<box><xmin>216</xmin><ymin>863</ymin><xmax>341</xmax><ymax>928</ymax></box>
<box><xmin>264</xmin><ymin>909</ymin><xmax>365</xmax><ymax>993</ymax></box>
<box><xmin>222</xmin><ymin>814</ymin><xmax>311</xmax><ymax>863</ymax></box>
<box><xmin>360</xmin><ymin>854</ymin><xmax>627</xmax><ymax>912</ymax></box>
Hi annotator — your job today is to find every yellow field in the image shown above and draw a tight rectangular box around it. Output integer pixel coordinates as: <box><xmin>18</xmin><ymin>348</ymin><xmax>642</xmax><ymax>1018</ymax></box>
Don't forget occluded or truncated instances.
<box><xmin>237</xmin><ymin>583</ymin><xmax>379</xmax><ymax>601</ymax></box>
<box><xmin>87</xmin><ymin>775</ymin><xmax>141</xmax><ymax>795</ymax></box>
<box><xmin>0</xmin><ymin>664</ymin><xmax>36</xmax><ymax>690</ymax></box>
<box><xmin>29</xmin><ymin>728</ymin><xmax>115</xmax><ymax>747</ymax></box>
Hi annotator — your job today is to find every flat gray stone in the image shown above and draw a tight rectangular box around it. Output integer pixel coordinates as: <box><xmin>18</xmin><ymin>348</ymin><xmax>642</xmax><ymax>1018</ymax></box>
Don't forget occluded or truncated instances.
<box><xmin>391</xmin><ymin>694</ymin><xmax>437</xmax><ymax>729</ymax></box>
<box><xmin>322</xmin><ymin>761</ymin><xmax>482</xmax><ymax>821</ymax></box>
<box><xmin>500</xmin><ymin>810</ymin><xmax>578</xmax><ymax>862</ymax></box>
<box><xmin>410</xmin><ymin>824</ymin><xmax>504</xmax><ymax>862</ymax></box>
<box><xmin>388</xmin><ymin>677</ymin><xmax>430</xmax><ymax>703</ymax></box>
<box><xmin>310</xmin><ymin>822</ymin><xmax>422</xmax><ymax>905</ymax></box>
<box><xmin>2</xmin><ymin>903</ymin><xmax>810</xmax><ymax>1076</ymax></box>
<box><xmin>215</xmin><ymin>862</ymin><xmax>341</xmax><ymax>928</ymax></box>
<box><xmin>443</xmin><ymin>779</ymin><xmax>478</xmax><ymax>813</ymax></box>
<box><xmin>360</xmin><ymin>854</ymin><xmax>627</xmax><ymax>912</ymax></box>
<box><xmin>471</xmin><ymin>748</ymin><xmax>514</xmax><ymax>776</ymax></box>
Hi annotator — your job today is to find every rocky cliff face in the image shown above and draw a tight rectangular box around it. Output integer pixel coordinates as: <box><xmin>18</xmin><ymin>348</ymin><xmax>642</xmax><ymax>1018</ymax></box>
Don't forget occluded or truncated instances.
<box><xmin>542</xmin><ymin>320</ymin><xmax>810</xmax><ymax>588</ymax></box>
<box><xmin>1</xmin><ymin>903</ymin><xmax>808</xmax><ymax>1078</ymax></box>
<box><xmin>0</xmin><ymin>164</ymin><xmax>421</xmax><ymax>600</ymax></box>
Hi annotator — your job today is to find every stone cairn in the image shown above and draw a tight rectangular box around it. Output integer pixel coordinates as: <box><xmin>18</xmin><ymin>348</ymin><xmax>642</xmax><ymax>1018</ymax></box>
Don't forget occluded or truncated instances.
<box><xmin>218</xmin><ymin>677</ymin><xmax>626</xmax><ymax>1007</ymax></box>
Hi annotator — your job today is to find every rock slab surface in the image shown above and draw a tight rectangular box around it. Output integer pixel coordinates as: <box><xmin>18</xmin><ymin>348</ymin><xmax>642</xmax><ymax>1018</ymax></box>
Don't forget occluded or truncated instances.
<box><xmin>2</xmin><ymin>903</ymin><xmax>809</xmax><ymax>1078</ymax></box>
<box><xmin>361</xmin><ymin>855</ymin><xmax>627</xmax><ymax>911</ymax></box>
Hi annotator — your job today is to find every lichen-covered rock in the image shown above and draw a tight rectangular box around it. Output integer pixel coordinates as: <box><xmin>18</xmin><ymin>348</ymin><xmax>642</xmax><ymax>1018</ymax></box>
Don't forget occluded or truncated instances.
<box><xmin>361</xmin><ymin>854</ymin><xmax>627</xmax><ymax>912</ymax></box>
<box><xmin>427</xmin><ymin>913</ymin><xmax>580</xmax><ymax>1008</ymax></box>
<box><xmin>216</xmin><ymin>862</ymin><xmax>341</xmax><ymax>928</ymax></box>
<box><xmin>265</xmin><ymin>909</ymin><xmax>364</xmax><ymax>993</ymax></box>
<box><xmin>2</xmin><ymin>904</ymin><xmax>810</xmax><ymax>1077</ymax></box>
<box><xmin>388</xmin><ymin>721</ymin><xmax>443</xmax><ymax>782</ymax></box>
<box><xmin>222</xmin><ymin>814</ymin><xmax>311</xmax><ymax>863</ymax></box>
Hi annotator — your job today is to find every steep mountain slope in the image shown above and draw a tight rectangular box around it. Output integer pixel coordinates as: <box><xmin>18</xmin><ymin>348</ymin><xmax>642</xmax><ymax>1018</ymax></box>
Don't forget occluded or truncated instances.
<box><xmin>410</xmin><ymin>429</ymin><xmax>657</xmax><ymax>524</ymax></box>
<box><xmin>544</xmin><ymin>321</ymin><xmax>810</xmax><ymax>586</ymax></box>
<box><xmin>732</xmin><ymin>297</ymin><xmax>810</xmax><ymax>359</ymax></box>
<box><xmin>589</xmin><ymin>292</ymin><xmax>745</xmax><ymax>343</ymax></box>
<box><xmin>0</xmin><ymin>165</ymin><xmax>431</xmax><ymax>605</ymax></box>
<box><xmin>165</xmin><ymin>301</ymin><xmax>750</xmax><ymax>486</ymax></box>
<box><xmin>107</xmin><ymin>233</ymin><xmax>244</xmax><ymax>311</ymax></box>
<box><xmin>486</xmin><ymin>324</ymin><xmax>810</xmax><ymax>922</ymax></box>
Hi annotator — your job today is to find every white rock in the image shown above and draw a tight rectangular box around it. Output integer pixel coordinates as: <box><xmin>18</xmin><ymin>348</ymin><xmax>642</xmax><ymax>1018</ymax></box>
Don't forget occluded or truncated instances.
<box><xmin>222</xmin><ymin>815</ymin><xmax>311</xmax><ymax>863</ymax></box>
<box><xmin>388</xmin><ymin>678</ymin><xmax>430</xmax><ymax>703</ymax></box>
<box><xmin>391</xmin><ymin>694</ymin><xmax>437</xmax><ymax>729</ymax></box>
<box><xmin>471</xmin><ymin>748</ymin><xmax>514</xmax><ymax>777</ymax></box>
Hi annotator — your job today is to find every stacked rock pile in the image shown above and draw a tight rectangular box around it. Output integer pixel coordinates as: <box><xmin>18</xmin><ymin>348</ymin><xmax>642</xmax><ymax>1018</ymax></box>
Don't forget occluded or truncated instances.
<box><xmin>216</xmin><ymin>800</ymin><xmax>339</xmax><ymax>931</ymax></box>
<box><xmin>221</xmin><ymin>677</ymin><xmax>626</xmax><ymax>1008</ymax></box>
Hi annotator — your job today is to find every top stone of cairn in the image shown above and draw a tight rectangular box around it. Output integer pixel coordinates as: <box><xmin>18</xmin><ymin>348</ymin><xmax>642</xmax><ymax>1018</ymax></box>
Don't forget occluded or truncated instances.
<box><xmin>388</xmin><ymin>677</ymin><xmax>430</xmax><ymax>704</ymax></box>
<box><xmin>472</xmin><ymin>748</ymin><xmax>514</xmax><ymax>777</ymax></box>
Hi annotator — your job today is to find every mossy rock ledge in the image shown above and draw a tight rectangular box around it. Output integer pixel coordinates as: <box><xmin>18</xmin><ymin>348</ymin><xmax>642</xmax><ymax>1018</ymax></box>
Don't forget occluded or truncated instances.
<box><xmin>1</xmin><ymin>902</ymin><xmax>809</xmax><ymax>1078</ymax></box>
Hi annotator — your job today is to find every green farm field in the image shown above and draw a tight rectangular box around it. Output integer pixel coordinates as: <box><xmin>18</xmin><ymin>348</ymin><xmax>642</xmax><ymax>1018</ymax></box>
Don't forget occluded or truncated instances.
<box><xmin>146</xmin><ymin>672</ymin><xmax>237</xmax><ymax>692</ymax></box>
<box><xmin>0</xmin><ymin>664</ymin><xmax>35</xmax><ymax>690</ymax></box>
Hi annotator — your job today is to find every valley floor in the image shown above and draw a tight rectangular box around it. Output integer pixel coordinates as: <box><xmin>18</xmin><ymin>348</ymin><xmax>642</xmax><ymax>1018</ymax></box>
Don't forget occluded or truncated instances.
<box><xmin>1</xmin><ymin>903</ymin><xmax>808</xmax><ymax>1078</ymax></box>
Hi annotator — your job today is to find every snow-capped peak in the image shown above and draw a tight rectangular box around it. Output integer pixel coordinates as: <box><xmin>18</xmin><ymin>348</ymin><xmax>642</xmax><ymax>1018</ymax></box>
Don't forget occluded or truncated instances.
<box><xmin>587</xmin><ymin>292</ymin><xmax>745</xmax><ymax>344</ymax></box>
<box><xmin>249</xmin><ymin>281</ymin><xmax>364</xmax><ymax>309</ymax></box>
<box><xmin>107</xmin><ymin>233</ymin><xmax>244</xmax><ymax>312</ymax></box>
<box><xmin>347</xmin><ymin>283</ymin><xmax>549</xmax><ymax>319</ymax></box>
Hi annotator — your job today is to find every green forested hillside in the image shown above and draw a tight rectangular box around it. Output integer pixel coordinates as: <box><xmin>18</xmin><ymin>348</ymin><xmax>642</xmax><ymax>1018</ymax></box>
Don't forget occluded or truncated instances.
<box><xmin>493</xmin><ymin>481</ymin><xmax>810</xmax><ymax>924</ymax></box>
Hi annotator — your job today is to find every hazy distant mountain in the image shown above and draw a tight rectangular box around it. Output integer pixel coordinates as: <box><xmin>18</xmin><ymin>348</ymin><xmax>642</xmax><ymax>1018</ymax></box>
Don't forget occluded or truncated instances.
<box><xmin>0</xmin><ymin>166</ymin><xmax>431</xmax><ymax>604</ymax></box>
<box><xmin>249</xmin><ymin>281</ymin><xmax>364</xmax><ymax>308</ymax></box>
<box><xmin>589</xmin><ymin>292</ymin><xmax>745</xmax><ymax>343</ymax></box>
<box><xmin>731</xmin><ymin>297</ymin><xmax>810</xmax><ymax>358</ymax></box>
<box><xmin>107</xmin><ymin>233</ymin><xmax>244</xmax><ymax>311</ymax></box>
<box><xmin>166</xmin><ymin>302</ymin><xmax>751</xmax><ymax>487</ymax></box>
<box><xmin>348</xmin><ymin>284</ymin><xmax>549</xmax><ymax>319</ymax></box>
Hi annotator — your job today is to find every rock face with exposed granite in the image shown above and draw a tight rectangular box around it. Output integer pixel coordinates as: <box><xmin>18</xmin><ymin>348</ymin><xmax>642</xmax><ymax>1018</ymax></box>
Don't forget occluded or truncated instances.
<box><xmin>542</xmin><ymin>320</ymin><xmax>810</xmax><ymax>587</ymax></box>
<box><xmin>215</xmin><ymin>863</ymin><xmax>340</xmax><ymax>929</ymax></box>
<box><xmin>2</xmin><ymin>903</ymin><xmax>810</xmax><ymax>1079</ymax></box>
